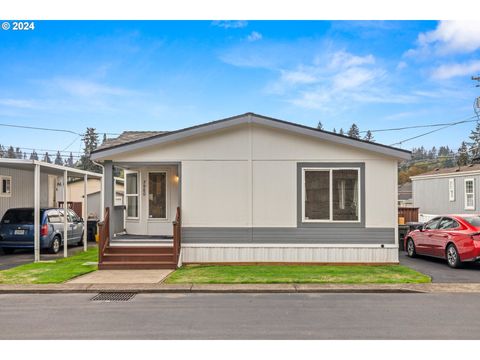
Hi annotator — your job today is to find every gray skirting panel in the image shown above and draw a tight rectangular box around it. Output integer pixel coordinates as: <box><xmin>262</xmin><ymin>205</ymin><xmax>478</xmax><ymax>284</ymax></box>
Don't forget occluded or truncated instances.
<box><xmin>182</xmin><ymin>227</ymin><xmax>395</xmax><ymax>245</ymax></box>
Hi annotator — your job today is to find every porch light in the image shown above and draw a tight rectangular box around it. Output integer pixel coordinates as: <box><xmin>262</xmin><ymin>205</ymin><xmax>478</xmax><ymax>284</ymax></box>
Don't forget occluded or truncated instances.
<box><xmin>174</xmin><ymin>175</ymin><xmax>179</xmax><ymax>183</ymax></box>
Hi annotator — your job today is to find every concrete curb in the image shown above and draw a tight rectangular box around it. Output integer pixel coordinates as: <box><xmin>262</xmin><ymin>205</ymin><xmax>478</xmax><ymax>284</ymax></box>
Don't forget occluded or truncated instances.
<box><xmin>2</xmin><ymin>282</ymin><xmax>480</xmax><ymax>294</ymax></box>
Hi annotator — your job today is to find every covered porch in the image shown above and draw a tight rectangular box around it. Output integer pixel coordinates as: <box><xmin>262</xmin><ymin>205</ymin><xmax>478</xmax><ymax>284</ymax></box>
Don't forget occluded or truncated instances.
<box><xmin>99</xmin><ymin>161</ymin><xmax>182</xmax><ymax>269</ymax></box>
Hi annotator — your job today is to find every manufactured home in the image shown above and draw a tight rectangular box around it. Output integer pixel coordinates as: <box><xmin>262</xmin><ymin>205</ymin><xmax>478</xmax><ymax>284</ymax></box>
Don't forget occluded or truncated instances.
<box><xmin>412</xmin><ymin>164</ymin><xmax>480</xmax><ymax>222</ymax></box>
<box><xmin>91</xmin><ymin>113</ymin><xmax>411</xmax><ymax>269</ymax></box>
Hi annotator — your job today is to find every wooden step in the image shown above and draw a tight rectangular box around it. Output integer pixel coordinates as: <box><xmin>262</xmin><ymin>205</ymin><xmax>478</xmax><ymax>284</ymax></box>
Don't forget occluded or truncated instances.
<box><xmin>102</xmin><ymin>253</ymin><xmax>175</xmax><ymax>262</ymax></box>
<box><xmin>98</xmin><ymin>261</ymin><xmax>177</xmax><ymax>270</ymax></box>
<box><xmin>105</xmin><ymin>246</ymin><xmax>174</xmax><ymax>255</ymax></box>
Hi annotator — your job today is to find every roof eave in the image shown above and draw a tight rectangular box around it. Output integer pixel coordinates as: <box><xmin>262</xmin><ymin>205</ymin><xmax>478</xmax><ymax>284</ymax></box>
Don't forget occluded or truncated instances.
<box><xmin>91</xmin><ymin>113</ymin><xmax>411</xmax><ymax>161</ymax></box>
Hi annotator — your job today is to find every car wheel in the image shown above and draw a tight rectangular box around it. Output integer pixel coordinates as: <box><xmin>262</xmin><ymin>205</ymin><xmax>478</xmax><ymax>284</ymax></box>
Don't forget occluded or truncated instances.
<box><xmin>49</xmin><ymin>236</ymin><xmax>61</xmax><ymax>254</ymax></box>
<box><xmin>446</xmin><ymin>244</ymin><xmax>462</xmax><ymax>268</ymax></box>
<box><xmin>1</xmin><ymin>248</ymin><xmax>15</xmax><ymax>255</ymax></box>
<box><xmin>406</xmin><ymin>238</ymin><xmax>416</xmax><ymax>258</ymax></box>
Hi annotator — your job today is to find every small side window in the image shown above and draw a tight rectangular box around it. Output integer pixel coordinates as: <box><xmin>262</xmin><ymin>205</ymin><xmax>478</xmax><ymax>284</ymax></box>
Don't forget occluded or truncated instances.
<box><xmin>448</xmin><ymin>178</ymin><xmax>455</xmax><ymax>202</ymax></box>
<box><xmin>0</xmin><ymin>176</ymin><xmax>12</xmax><ymax>197</ymax></box>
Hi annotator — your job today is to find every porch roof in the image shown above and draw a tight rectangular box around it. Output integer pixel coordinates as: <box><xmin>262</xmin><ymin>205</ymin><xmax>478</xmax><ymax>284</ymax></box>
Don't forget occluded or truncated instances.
<box><xmin>91</xmin><ymin>113</ymin><xmax>412</xmax><ymax>161</ymax></box>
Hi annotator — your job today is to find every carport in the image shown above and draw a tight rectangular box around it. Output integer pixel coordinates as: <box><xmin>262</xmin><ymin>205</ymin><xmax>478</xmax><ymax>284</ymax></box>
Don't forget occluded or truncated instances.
<box><xmin>0</xmin><ymin>158</ymin><xmax>103</xmax><ymax>262</ymax></box>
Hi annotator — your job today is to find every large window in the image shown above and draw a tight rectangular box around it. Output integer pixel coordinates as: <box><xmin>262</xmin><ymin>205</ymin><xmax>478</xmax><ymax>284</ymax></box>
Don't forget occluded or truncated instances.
<box><xmin>148</xmin><ymin>172</ymin><xmax>167</xmax><ymax>219</ymax></box>
<box><xmin>303</xmin><ymin>168</ymin><xmax>360</xmax><ymax>222</ymax></box>
<box><xmin>465</xmin><ymin>178</ymin><xmax>475</xmax><ymax>210</ymax></box>
<box><xmin>126</xmin><ymin>172</ymin><xmax>139</xmax><ymax>218</ymax></box>
<box><xmin>0</xmin><ymin>176</ymin><xmax>11</xmax><ymax>197</ymax></box>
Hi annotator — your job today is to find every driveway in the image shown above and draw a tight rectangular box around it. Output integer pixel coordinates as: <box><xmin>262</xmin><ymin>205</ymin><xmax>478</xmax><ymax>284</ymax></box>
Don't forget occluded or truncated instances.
<box><xmin>399</xmin><ymin>250</ymin><xmax>480</xmax><ymax>283</ymax></box>
<box><xmin>0</xmin><ymin>243</ymin><xmax>96</xmax><ymax>270</ymax></box>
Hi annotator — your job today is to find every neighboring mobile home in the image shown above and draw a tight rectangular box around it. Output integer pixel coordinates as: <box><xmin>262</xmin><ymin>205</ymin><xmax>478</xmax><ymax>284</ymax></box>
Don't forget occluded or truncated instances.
<box><xmin>411</xmin><ymin>164</ymin><xmax>480</xmax><ymax>222</ymax></box>
<box><xmin>91</xmin><ymin>113</ymin><xmax>411</xmax><ymax>269</ymax></box>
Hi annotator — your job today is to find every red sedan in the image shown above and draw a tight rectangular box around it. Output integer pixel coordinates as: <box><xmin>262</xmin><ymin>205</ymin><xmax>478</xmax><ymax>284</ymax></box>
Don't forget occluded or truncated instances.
<box><xmin>405</xmin><ymin>215</ymin><xmax>480</xmax><ymax>268</ymax></box>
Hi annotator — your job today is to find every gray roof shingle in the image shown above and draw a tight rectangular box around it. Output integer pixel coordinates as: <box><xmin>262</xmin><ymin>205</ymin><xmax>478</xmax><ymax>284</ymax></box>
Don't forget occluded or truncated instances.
<box><xmin>96</xmin><ymin>131</ymin><xmax>168</xmax><ymax>151</ymax></box>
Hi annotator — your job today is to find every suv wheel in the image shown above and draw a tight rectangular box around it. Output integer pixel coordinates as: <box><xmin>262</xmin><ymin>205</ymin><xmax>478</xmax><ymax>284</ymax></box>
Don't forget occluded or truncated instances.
<box><xmin>446</xmin><ymin>244</ymin><xmax>462</xmax><ymax>268</ymax></box>
<box><xmin>406</xmin><ymin>238</ymin><xmax>416</xmax><ymax>258</ymax></box>
<box><xmin>49</xmin><ymin>236</ymin><xmax>61</xmax><ymax>254</ymax></box>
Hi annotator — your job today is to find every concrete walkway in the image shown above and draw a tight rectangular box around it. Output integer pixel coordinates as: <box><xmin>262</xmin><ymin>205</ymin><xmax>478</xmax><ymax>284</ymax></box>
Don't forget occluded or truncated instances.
<box><xmin>67</xmin><ymin>270</ymin><xmax>173</xmax><ymax>284</ymax></box>
<box><xmin>2</xmin><ymin>282</ymin><xmax>480</xmax><ymax>294</ymax></box>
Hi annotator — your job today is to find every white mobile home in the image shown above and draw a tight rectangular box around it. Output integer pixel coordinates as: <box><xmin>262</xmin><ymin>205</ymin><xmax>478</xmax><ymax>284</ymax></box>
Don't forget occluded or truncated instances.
<box><xmin>91</xmin><ymin>113</ymin><xmax>410</xmax><ymax>269</ymax></box>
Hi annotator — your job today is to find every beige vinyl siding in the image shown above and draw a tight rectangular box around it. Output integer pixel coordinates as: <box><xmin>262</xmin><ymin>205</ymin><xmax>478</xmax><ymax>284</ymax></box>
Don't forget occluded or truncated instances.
<box><xmin>0</xmin><ymin>167</ymin><xmax>49</xmax><ymax>220</ymax></box>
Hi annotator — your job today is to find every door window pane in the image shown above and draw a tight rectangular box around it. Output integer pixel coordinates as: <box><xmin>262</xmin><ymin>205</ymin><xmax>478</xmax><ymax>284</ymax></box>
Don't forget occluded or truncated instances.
<box><xmin>304</xmin><ymin>170</ymin><xmax>329</xmax><ymax>220</ymax></box>
<box><xmin>126</xmin><ymin>173</ymin><xmax>139</xmax><ymax>218</ymax></box>
<box><xmin>332</xmin><ymin>170</ymin><xmax>359</xmax><ymax>221</ymax></box>
<box><xmin>149</xmin><ymin>173</ymin><xmax>167</xmax><ymax>219</ymax></box>
<box><xmin>127</xmin><ymin>196</ymin><xmax>138</xmax><ymax>218</ymax></box>
<box><xmin>126</xmin><ymin>173</ymin><xmax>138</xmax><ymax>195</ymax></box>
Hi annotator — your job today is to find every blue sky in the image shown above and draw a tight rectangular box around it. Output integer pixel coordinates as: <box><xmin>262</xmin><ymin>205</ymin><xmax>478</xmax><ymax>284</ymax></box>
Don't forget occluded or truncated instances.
<box><xmin>1</xmin><ymin>20</ymin><xmax>480</xmax><ymax>159</ymax></box>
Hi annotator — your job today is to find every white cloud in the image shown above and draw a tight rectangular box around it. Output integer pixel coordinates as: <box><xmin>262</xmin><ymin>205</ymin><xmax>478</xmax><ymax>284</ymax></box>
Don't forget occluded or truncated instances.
<box><xmin>0</xmin><ymin>98</ymin><xmax>37</xmax><ymax>109</ymax></box>
<box><xmin>407</xmin><ymin>21</ymin><xmax>480</xmax><ymax>56</ymax></box>
<box><xmin>431</xmin><ymin>60</ymin><xmax>480</xmax><ymax>80</ymax></box>
<box><xmin>247</xmin><ymin>31</ymin><xmax>262</xmax><ymax>42</ymax></box>
<box><xmin>211</xmin><ymin>20</ymin><xmax>247</xmax><ymax>29</ymax></box>
<box><xmin>269</xmin><ymin>50</ymin><xmax>413</xmax><ymax>110</ymax></box>
<box><xmin>54</xmin><ymin>78</ymin><xmax>135</xmax><ymax>97</ymax></box>
<box><xmin>327</xmin><ymin>51</ymin><xmax>375</xmax><ymax>69</ymax></box>
<box><xmin>396</xmin><ymin>61</ymin><xmax>408</xmax><ymax>70</ymax></box>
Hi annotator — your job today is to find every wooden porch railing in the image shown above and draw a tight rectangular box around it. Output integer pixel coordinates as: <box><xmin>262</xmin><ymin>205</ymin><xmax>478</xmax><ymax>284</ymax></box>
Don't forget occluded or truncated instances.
<box><xmin>98</xmin><ymin>207</ymin><xmax>110</xmax><ymax>264</ymax></box>
<box><xmin>172</xmin><ymin>207</ymin><xmax>181</xmax><ymax>265</ymax></box>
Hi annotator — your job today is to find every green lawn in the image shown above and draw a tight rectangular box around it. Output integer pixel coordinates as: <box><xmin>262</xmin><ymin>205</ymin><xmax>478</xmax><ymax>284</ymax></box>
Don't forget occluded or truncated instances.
<box><xmin>0</xmin><ymin>248</ymin><xmax>98</xmax><ymax>284</ymax></box>
<box><xmin>165</xmin><ymin>264</ymin><xmax>431</xmax><ymax>284</ymax></box>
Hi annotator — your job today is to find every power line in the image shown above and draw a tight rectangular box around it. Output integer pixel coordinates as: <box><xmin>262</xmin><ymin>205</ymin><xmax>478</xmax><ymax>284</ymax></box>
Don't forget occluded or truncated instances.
<box><xmin>0</xmin><ymin>122</ymin><xmax>121</xmax><ymax>136</ymax></box>
<box><xmin>389</xmin><ymin>116</ymin><xmax>478</xmax><ymax>146</ymax></box>
<box><xmin>361</xmin><ymin>115</ymin><xmax>477</xmax><ymax>134</ymax></box>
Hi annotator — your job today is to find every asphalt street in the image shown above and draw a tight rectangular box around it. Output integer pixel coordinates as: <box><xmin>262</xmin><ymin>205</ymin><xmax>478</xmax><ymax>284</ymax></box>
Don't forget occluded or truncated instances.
<box><xmin>398</xmin><ymin>250</ymin><xmax>480</xmax><ymax>283</ymax></box>
<box><xmin>1</xmin><ymin>292</ymin><xmax>480</xmax><ymax>339</ymax></box>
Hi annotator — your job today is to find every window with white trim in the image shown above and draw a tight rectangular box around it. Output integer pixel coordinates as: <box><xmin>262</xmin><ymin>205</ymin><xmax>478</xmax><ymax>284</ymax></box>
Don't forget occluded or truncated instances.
<box><xmin>303</xmin><ymin>168</ymin><xmax>360</xmax><ymax>222</ymax></box>
<box><xmin>465</xmin><ymin>178</ymin><xmax>475</xmax><ymax>210</ymax></box>
<box><xmin>0</xmin><ymin>176</ymin><xmax>11</xmax><ymax>197</ymax></box>
<box><xmin>448</xmin><ymin>178</ymin><xmax>455</xmax><ymax>202</ymax></box>
<box><xmin>126</xmin><ymin>172</ymin><xmax>139</xmax><ymax>218</ymax></box>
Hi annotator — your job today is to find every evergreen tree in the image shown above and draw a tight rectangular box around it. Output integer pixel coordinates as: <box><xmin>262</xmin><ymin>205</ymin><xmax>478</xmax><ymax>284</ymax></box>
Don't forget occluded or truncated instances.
<box><xmin>79</xmin><ymin>128</ymin><xmax>101</xmax><ymax>172</ymax></box>
<box><xmin>66</xmin><ymin>152</ymin><xmax>74</xmax><ymax>167</ymax></box>
<box><xmin>23</xmin><ymin>152</ymin><xmax>27</xmax><ymax>159</ymax></box>
<box><xmin>363</xmin><ymin>130</ymin><xmax>374</xmax><ymax>142</ymax></box>
<box><xmin>0</xmin><ymin>145</ymin><xmax>5</xmax><ymax>158</ymax></box>
<box><xmin>317</xmin><ymin>121</ymin><xmax>324</xmax><ymax>130</ymax></box>
<box><xmin>469</xmin><ymin>122</ymin><xmax>480</xmax><ymax>158</ymax></box>
<box><xmin>54</xmin><ymin>151</ymin><xmax>63</xmax><ymax>165</ymax></box>
<box><xmin>30</xmin><ymin>150</ymin><xmax>39</xmax><ymax>160</ymax></box>
<box><xmin>339</xmin><ymin>128</ymin><xmax>345</xmax><ymax>136</ymax></box>
<box><xmin>102</xmin><ymin>133</ymin><xmax>107</xmax><ymax>143</ymax></box>
<box><xmin>457</xmin><ymin>142</ymin><xmax>470</xmax><ymax>166</ymax></box>
<box><xmin>332</xmin><ymin>128</ymin><xmax>337</xmax><ymax>133</ymax></box>
<box><xmin>15</xmin><ymin>147</ymin><xmax>22</xmax><ymax>159</ymax></box>
<box><xmin>347</xmin><ymin>123</ymin><xmax>360</xmax><ymax>139</ymax></box>
<box><xmin>6</xmin><ymin>146</ymin><xmax>15</xmax><ymax>158</ymax></box>
<box><xmin>43</xmin><ymin>152</ymin><xmax>52</xmax><ymax>164</ymax></box>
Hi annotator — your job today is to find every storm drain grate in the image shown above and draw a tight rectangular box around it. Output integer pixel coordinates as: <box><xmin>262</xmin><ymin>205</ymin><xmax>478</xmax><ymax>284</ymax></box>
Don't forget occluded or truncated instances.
<box><xmin>90</xmin><ymin>292</ymin><xmax>136</xmax><ymax>302</ymax></box>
